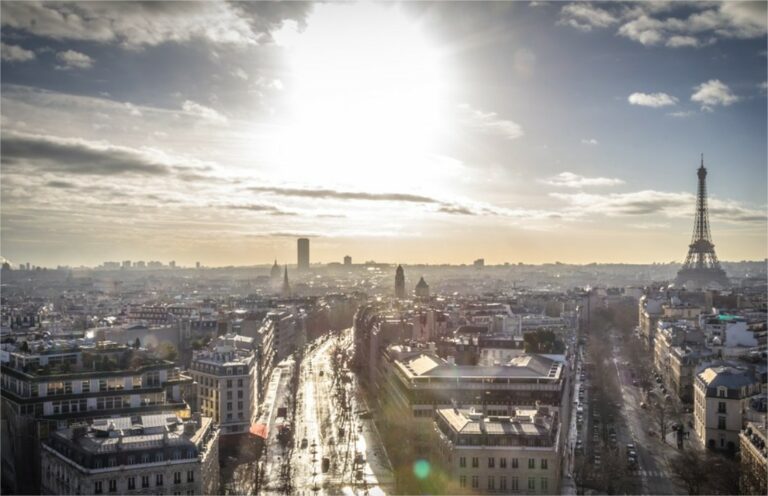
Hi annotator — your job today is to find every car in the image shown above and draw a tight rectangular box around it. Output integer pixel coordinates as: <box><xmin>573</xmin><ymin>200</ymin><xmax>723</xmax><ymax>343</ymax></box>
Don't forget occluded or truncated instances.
<box><xmin>301</xmin><ymin>438</ymin><xmax>308</xmax><ymax>449</ymax></box>
<box><xmin>640</xmin><ymin>402</ymin><xmax>647</xmax><ymax>409</ymax></box>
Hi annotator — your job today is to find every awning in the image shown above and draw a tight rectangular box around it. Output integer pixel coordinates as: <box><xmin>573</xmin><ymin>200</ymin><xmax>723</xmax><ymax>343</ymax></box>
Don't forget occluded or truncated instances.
<box><xmin>250</xmin><ymin>423</ymin><xmax>268</xmax><ymax>439</ymax></box>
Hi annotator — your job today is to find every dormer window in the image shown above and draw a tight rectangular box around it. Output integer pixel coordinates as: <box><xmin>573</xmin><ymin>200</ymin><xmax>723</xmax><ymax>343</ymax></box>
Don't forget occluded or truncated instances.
<box><xmin>717</xmin><ymin>386</ymin><xmax>727</xmax><ymax>398</ymax></box>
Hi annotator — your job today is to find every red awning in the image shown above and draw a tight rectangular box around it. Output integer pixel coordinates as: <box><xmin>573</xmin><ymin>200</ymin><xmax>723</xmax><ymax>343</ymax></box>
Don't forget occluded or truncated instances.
<box><xmin>249</xmin><ymin>423</ymin><xmax>268</xmax><ymax>439</ymax></box>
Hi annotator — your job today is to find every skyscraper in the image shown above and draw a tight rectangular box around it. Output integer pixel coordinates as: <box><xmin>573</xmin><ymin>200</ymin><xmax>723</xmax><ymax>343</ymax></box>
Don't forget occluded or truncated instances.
<box><xmin>297</xmin><ymin>238</ymin><xmax>310</xmax><ymax>271</ymax></box>
<box><xmin>344</xmin><ymin>255</ymin><xmax>352</xmax><ymax>266</ymax></box>
<box><xmin>675</xmin><ymin>155</ymin><xmax>730</xmax><ymax>290</ymax></box>
<box><xmin>395</xmin><ymin>265</ymin><xmax>405</xmax><ymax>299</ymax></box>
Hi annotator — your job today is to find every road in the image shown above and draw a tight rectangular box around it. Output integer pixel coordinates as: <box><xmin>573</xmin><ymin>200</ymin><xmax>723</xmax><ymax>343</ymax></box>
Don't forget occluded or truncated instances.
<box><xmin>609</xmin><ymin>329</ymin><xmax>685</xmax><ymax>495</ymax></box>
<box><xmin>290</xmin><ymin>329</ymin><xmax>394</xmax><ymax>495</ymax></box>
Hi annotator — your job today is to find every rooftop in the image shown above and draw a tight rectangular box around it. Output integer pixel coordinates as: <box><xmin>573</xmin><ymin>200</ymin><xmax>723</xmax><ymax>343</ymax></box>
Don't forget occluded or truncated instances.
<box><xmin>52</xmin><ymin>413</ymin><xmax>214</xmax><ymax>454</ymax></box>
<box><xmin>436</xmin><ymin>407</ymin><xmax>555</xmax><ymax>437</ymax></box>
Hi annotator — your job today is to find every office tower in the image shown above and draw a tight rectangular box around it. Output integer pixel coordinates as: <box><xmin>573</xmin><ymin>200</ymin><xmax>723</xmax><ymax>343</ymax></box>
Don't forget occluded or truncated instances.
<box><xmin>395</xmin><ymin>265</ymin><xmax>405</xmax><ymax>299</ymax></box>
<box><xmin>297</xmin><ymin>238</ymin><xmax>310</xmax><ymax>271</ymax></box>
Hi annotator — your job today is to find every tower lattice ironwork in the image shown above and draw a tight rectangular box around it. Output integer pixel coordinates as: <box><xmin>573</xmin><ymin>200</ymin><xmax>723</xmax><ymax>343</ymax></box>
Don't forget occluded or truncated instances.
<box><xmin>675</xmin><ymin>155</ymin><xmax>729</xmax><ymax>289</ymax></box>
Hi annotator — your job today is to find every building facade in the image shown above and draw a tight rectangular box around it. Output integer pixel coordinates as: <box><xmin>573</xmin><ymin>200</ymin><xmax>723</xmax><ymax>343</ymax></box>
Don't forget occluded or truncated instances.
<box><xmin>1</xmin><ymin>339</ymin><xmax>191</xmax><ymax>494</ymax></box>
<box><xmin>41</xmin><ymin>413</ymin><xmax>219</xmax><ymax>496</ymax></box>
<box><xmin>189</xmin><ymin>334</ymin><xmax>257</xmax><ymax>437</ymax></box>
<box><xmin>433</xmin><ymin>407</ymin><xmax>562</xmax><ymax>495</ymax></box>
<box><xmin>693</xmin><ymin>366</ymin><xmax>761</xmax><ymax>452</ymax></box>
<box><xmin>739</xmin><ymin>422</ymin><xmax>768</xmax><ymax>495</ymax></box>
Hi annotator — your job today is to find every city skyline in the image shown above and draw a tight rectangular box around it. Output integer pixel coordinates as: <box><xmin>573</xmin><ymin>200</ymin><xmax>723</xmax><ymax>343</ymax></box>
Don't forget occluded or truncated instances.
<box><xmin>1</xmin><ymin>1</ymin><xmax>766</xmax><ymax>267</ymax></box>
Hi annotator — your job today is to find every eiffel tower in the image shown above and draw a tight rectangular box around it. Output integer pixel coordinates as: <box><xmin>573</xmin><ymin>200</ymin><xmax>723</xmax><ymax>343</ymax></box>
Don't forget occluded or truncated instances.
<box><xmin>675</xmin><ymin>155</ymin><xmax>730</xmax><ymax>289</ymax></box>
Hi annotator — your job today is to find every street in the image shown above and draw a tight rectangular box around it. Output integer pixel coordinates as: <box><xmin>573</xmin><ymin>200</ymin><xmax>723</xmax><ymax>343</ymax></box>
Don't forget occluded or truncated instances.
<box><xmin>289</xmin><ymin>328</ymin><xmax>394</xmax><ymax>495</ymax></box>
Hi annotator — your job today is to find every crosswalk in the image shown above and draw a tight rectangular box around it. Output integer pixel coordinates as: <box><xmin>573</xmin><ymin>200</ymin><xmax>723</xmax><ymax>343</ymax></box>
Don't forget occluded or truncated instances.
<box><xmin>630</xmin><ymin>469</ymin><xmax>665</xmax><ymax>478</ymax></box>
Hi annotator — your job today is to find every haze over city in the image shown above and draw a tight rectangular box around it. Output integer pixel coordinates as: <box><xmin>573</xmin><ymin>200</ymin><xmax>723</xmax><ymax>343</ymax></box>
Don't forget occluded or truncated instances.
<box><xmin>1</xmin><ymin>1</ymin><xmax>766</xmax><ymax>267</ymax></box>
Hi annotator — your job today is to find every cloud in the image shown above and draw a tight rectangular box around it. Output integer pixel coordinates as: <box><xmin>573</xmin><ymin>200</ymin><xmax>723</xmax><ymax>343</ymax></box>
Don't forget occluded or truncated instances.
<box><xmin>221</xmin><ymin>204</ymin><xmax>296</xmax><ymax>216</ymax></box>
<box><xmin>1</xmin><ymin>42</ymin><xmax>35</xmax><ymax>62</ymax></box>
<box><xmin>558</xmin><ymin>3</ymin><xmax>618</xmax><ymax>32</ymax></box>
<box><xmin>249</xmin><ymin>186</ymin><xmax>442</xmax><ymax>204</ymax></box>
<box><xmin>581</xmin><ymin>138</ymin><xmax>599</xmax><ymax>145</ymax></box>
<box><xmin>665</xmin><ymin>35</ymin><xmax>700</xmax><ymax>48</ymax></box>
<box><xmin>543</xmin><ymin>172</ymin><xmax>624</xmax><ymax>188</ymax></box>
<box><xmin>438</xmin><ymin>205</ymin><xmax>476</xmax><ymax>215</ymax></box>
<box><xmin>551</xmin><ymin>190</ymin><xmax>766</xmax><ymax>223</ymax></box>
<box><xmin>667</xmin><ymin>110</ymin><xmax>695</xmax><ymax>118</ymax></box>
<box><xmin>628</xmin><ymin>92</ymin><xmax>678</xmax><ymax>107</ymax></box>
<box><xmin>691</xmin><ymin>79</ymin><xmax>739</xmax><ymax>110</ymax></box>
<box><xmin>45</xmin><ymin>180</ymin><xmax>78</xmax><ymax>189</ymax></box>
<box><xmin>558</xmin><ymin>2</ymin><xmax>767</xmax><ymax>47</ymax></box>
<box><xmin>0</xmin><ymin>2</ymin><xmax>311</xmax><ymax>49</ymax></box>
<box><xmin>181</xmin><ymin>100</ymin><xmax>228</xmax><ymax>125</ymax></box>
<box><xmin>55</xmin><ymin>49</ymin><xmax>94</xmax><ymax>69</ymax></box>
<box><xmin>459</xmin><ymin>104</ymin><xmax>523</xmax><ymax>140</ymax></box>
<box><xmin>1</xmin><ymin>132</ymin><xmax>172</xmax><ymax>176</ymax></box>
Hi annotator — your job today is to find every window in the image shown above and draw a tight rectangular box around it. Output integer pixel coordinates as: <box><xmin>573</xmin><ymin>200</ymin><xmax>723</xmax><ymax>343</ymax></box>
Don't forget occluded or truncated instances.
<box><xmin>487</xmin><ymin>476</ymin><xmax>495</xmax><ymax>490</ymax></box>
<box><xmin>459</xmin><ymin>457</ymin><xmax>466</xmax><ymax>468</ymax></box>
<box><xmin>155</xmin><ymin>453</ymin><xmax>164</xmax><ymax>463</ymax></box>
<box><xmin>459</xmin><ymin>476</ymin><xmax>466</xmax><ymax>488</ymax></box>
<box><xmin>541</xmin><ymin>459</ymin><xmax>548</xmax><ymax>470</ymax></box>
<box><xmin>718</xmin><ymin>416</ymin><xmax>726</xmax><ymax>430</ymax></box>
<box><xmin>488</xmin><ymin>457</ymin><xmax>495</xmax><ymax>468</ymax></box>
<box><xmin>472</xmin><ymin>457</ymin><xmax>479</xmax><ymax>468</ymax></box>
<box><xmin>81</xmin><ymin>381</ymin><xmax>90</xmax><ymax>393</ymax></box>
<box><xmin>174</xmin><ymin>472</ymin><xmax>181</xmax><ymax>484</ymax></box>
<box><xmin>141</xmin><ymin>476</ymin><xmax>149</xmax><ymax>489</ymax></box>
<box><xmin>541</xmin><ymin>478</ymin><xmax>548</xmax><ymax>492</ymax></box>
<box><xmin>227</xmin><ymin>380</ymin><xmax>233</xmax><ymax>388</ymax></box>
<box><xmin>511</xmin><ymin>477</ymin><xmax>519</xmax><ymax>491</ymax></box>
<box><xmin>471</xmin><ymin>476</ymin><xmax>479</xmax><ymax>489</ymax></box>
<box><xmin>238</xmin><ymin>379</ymin><xmax>243</xmax><ymax>387</ymax></box>
<box><xmin>127</xmin><ymin>477</ymin><xmax>135</xmax><ymax>490</ymax></box>
<box><xmin>94</xmin><ymin>481</ymin><xmax>103</xmax><ymax>494</ymax></box>
<box><xmin>142</xmin><ymin>454</ymin><xmax>151</xmax><ymax>464</ymax></box>
<box><xmin>227</xmin><ymin>402</ymin><xmax>232</xmax><ymax>411</ymax></box>
<box><xmin>718</xmin><ymin>402</ymin><xmax>726</xmax><ymax>414</ymax></box>
<box><xmin>500</xmin><ymin>476</ymin><xmax>507</xmax><ymax>491</ymax></box>
<box><xmin>156</xmin><ymin>474</ymin><xmax>163</xmax><ymax>487</ymax></box>
<box><xmin>512</xmin><ymin>458</ymin><xmax>519</xmax><ymax>469</ymax></box>
<box><xmin>500</xmin><ymin>457</ymin><xmax>507</xmax><ymax>469</ymax></box>
<box><xmin>528</xmin><ymin>477</ymin><xmax>535</xmax><ymax>491</ymax></box>
<box><xmin>108</xmin><ymin>480</ymin><xmax>117</xmax><ymax>493</ymax></box>
<box><xmin>238</xmin><ymin>401</ymin><xmax>243</xmax><ymax>410</ymax></box>
<box><xmin>186</xmin><ymin>491</ymin><xmax>194</xmax><ymax>496</ymax></box>
<box><xmin>227</xmin><ymin>391</ymin><xmax>232</xmax><ymax>400</ymax></box>
<box><xmin>528</xmin><ymin>458</ymin><xmax>535</xmax><ymax>469</ymax></box>
<box><xmin>237</xmin><ymin>390</ymin><xmax>243</xmax><ymax>399</ymax></box>
<box><xmin>187</xmin><ymin>471</ymin><xmax>194</xmax><ymax>483</ymax></box>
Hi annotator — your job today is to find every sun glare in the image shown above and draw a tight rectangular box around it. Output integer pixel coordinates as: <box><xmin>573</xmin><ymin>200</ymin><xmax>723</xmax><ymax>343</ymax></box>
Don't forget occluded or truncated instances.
<box><xmin>268</xmin><ymin>2</ymin><xmax>450</xmax><ymax>192</ymax></box>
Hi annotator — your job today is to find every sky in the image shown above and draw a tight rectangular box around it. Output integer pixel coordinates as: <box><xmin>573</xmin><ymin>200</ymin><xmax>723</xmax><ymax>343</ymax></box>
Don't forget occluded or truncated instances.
<box><xmin>0</xmin><ymin>1</ymin><xmax>766</xmax><ymax>267</ymax></box>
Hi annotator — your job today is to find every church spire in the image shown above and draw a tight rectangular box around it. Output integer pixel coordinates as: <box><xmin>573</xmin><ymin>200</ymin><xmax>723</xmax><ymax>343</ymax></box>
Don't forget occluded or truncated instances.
<box><xmin>281</xmin><ymin>265</ymin><xmax>291</xmax><ymax>297</ymax></box>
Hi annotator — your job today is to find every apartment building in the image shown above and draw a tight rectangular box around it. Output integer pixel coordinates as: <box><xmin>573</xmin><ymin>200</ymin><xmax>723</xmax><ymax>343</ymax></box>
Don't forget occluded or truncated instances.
<box><xmin>693</xmin><ymin>365</ymin><xmax>761</xmax><ymax>452</ymax></box>
<box><xmin>653</xmin><ymin>321</ymin><xmax>711</xmax><ymax>403</ymax></box>
<box><xmin>1</xmin><ymin>339</ymin><xmax>191</xmax><ymax>494</ymax></box>
<box><xmin>189</xmin><ymin>334</ymin><xmax>257</xmax><ymax>437</ymax></box>
<box><xmin>739</xmin><ymin>422</ymin><xmax>768</xmax><ymax>495</ymax></box>
<box><xmin>41</xmin><ymin>413</ymin><xmax>219</xmax><ymax>495</ymax></box>
<box><xmin>433</xmin><ymin>407</ymin><xmax>562</xmax><ymax>494</ymax></box>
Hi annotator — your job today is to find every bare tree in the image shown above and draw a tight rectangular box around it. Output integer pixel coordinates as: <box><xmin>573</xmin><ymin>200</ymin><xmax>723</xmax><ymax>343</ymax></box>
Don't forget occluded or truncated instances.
<box><xmin>668</xmin><ymin>449</ymin><xmax>709</xmax><ymax>494</ymax></box>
